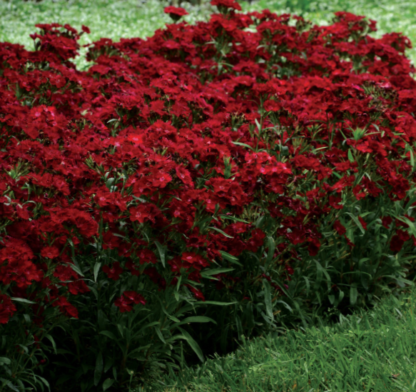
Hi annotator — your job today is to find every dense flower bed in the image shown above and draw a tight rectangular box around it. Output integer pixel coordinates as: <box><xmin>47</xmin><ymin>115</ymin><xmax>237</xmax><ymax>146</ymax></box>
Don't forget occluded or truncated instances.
<box><xmin>1</xmin><ymin>1</ymin><xmax>416</xmax><ymax>390</ymax></box>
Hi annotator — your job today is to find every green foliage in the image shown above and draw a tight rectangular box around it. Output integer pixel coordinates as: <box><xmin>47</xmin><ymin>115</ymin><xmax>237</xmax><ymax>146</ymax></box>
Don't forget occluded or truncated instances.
<box><xmin>36</xmin><ymin>247</ymin><xmax>235</xmax><ymax>392</ymax></box>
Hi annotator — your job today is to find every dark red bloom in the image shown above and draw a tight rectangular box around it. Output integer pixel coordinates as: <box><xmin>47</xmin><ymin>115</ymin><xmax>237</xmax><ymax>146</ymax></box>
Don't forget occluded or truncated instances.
<box><xmin>52</xmin><ymin>296</ymin><xmax>79</xmax><ymax>319</ymax></box>
<box><xmin>114</xmin><ymin>291</ymin><xmax>146</xmax><ymax>313</ymax></box>
<box><xmin>0</xmin><ymin>294</ymin><xmax>17</xmax><ymax>324</ymax></box>
<box><xmin>210</xmin><ymin>0</ymin><xmax>242</xmax><ymax>11</ymax></box>
<box><xmin>334</xmin><ymin>220</ymin><xmax>346</xmax><ymax>236</ymax></box>
<box><xmin>164</xmin><ymin>6</ymin><xmax>188</xmax><ymax>22</ymax></box>
<box><xmin>102</xmin><ymin>262</ymin><xmax>124</xmax><ymax>280</ymax></box>
<box><xmin>164</xmin><ymin>6</ymin><xmax>188</xmax><ymax>17</ymax></box>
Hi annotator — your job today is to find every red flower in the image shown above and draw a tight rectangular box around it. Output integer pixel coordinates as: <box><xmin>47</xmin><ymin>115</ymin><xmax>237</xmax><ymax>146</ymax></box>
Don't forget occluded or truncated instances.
<box><xmin>181</xmin><ymin>252</ymin><xmax>210</xmax><ymax>271</ymax></box>
<box><xmin>334</xmin><ymin>220</ymin><xmax>346</xmax><ymax>236</ymax></box>
<box><xmin>67</xmin><ymin>280</ymin><xmax>90</xmax><ymax>295</ymax></box>
<box><xmin>126</xmin><ymin>133</ymin><xmax>144</xmax><ymax>145</ymax></box>
<box><xmin>390</xmin><ymin>229</ymin><xmax>410</xmax><ymax>253</ymax></box>
<box><xmin>358</xmin><ymin>216</ymin><xmax>367</xmax><ymax>231</ymax></box>
<box><xmin>41</xmin><ymin>246</ymin><xmax>60</xmax><ymax>259</ymax></box>
<box><xmin>52</xmin><ymin>296</ymin><xmax>78</xmax><ymax>319</ymax></box>
<box><xmin>164</xmin><ymin>6</ymin><xmax>188</xmax><ymax>16</ymax></box>
<box><xmin>0</xmin><ymin>295</ymin><xmax>17</xmax><ymax>324</ymax></box>
<box><xmin>187</xmin><ymin>285</ymin><xmax>205</xmax><ymax>301</ymax></box>
<box><xmin>164</xmin><ymin>6</ymin><xmax>188</xmax><ymax>22</ymax></box>
<box><xmin>285</xmin><ymin>264</ymin><xmax>294</xmax><ymax>275</ymax></box>
<box><xmin>102</xmin><ymin>262</ymin><xmax>124</xmax><ymax>280</ymax></box>
<box><xmin>210</xmin><ymin>0</ymin><xmax>242</xmax><ymax>11</ymax></box>
<box><xmin>114</xmin><ymin>291</ymin><xmax>146</xmax><ymax>313</ymax></box>
<box><xmin>382</xmin><ymin>216</ymin><xmax>393</xmax><ymax>229</ymax></box>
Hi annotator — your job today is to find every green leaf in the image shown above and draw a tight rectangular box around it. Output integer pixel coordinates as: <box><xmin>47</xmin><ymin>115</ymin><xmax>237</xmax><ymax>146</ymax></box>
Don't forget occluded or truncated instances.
<box><xmin>201</xmin><ymin>268</ymin><xmax>234</xmax><ymax>280</ymax></box>
<box><xmin>232</xmin><ymin>141</ymin><xmax>255</xmax><ymax>151</ymax></box>
<box><xmin>265</xmin><ymin>236</ymin><xmax>275</xmax><ymax>265</ymax></box>
<box><xmin>314</xmin><ymin>260</ymin><xmax>332</xmax><ymax>284</ymax></box>
<box><xmin>45</xmin><ymin>334</ymin><xmax>57</xmax><ymax>355</ymax></box>
<box><xmin>97</xmin><ymin>310</ymin><xmax>108</xmax><ymax>330</ymax></box>
<box><xmin>160</xmin><ymin>306</ymin><xmax>181</xmax><ymax>323</ymax></box>
<box><xmin>132</xmin><ymin>321</ymin><xmax>160</xmax><ymax>340</ymax></box>
<box><xmin>116</xmin><ymin>324</ymin><xmax>124</xmax><ymax>338</ymax></box>
<box><xmin>174</xmin><ymin>289</ymin><xmax>180</xmax><ymax>301</ymax></box>
<box><xmin>35</xmin><ymin>375</ymin><xmax>50</xmax><ymax>389</ymax></box>
<box><xmin>155</xmin><ymin>241</ymin><xmax>166</xmax><ymax>268</ymax></box>
<box><xmin>10</xmin><ymin>297</ymin><xmax>36</xmax><ymax>305</ymax></box>
<box><xmin>276</xmin><ymin>300</ymin><xmax>293</xmax><ymax>313</ymax></box>
<box><xmin>93</xmin><ymin>262</ymin><xmax>101</xmax><ymax>283</ymax></box>
<box><xmin>348</xmin><ymin>149</ymin><xmax>354</xmax><ymax>163</ymax></box>
<box><xmin>94</xmin><ymin>352</ymin><xmax>103</xmax><ymax>386</ymax></box>
<box><xmin>209</xmin><ymin>227</ymin><xmax>234</xmax><ymax>238</ymax></box>
<box><xmin>409</xmin><ymin>147</ymin><xmax>415</xmax><ymax>172</ymax></box>
<box><xmin>219</xmin><ymin>215</ymin><xmax>250</xmax><ymax>224</ymax></box>
<box><xmin>155</xmin><ymin>325</ymin><xmax>166</xmax><ymax>344</ymax></box>
<box><xmin>223</xmin><ymin>156</ymin><xmax>232</xmax><ymax>179</ymax></box>
<box><xmin>338</xmin><ymin>290</ymin><xmax>345</xmax><ymax>303</ymax></box>
<box><xmin>302</xmin><ymin>276</ymin><xmax>311</xmax><ymax>296</ymax></box>
<box><xmin>193</xmin><ymin>300</ymin><xmax>237</xmax><ymax>306</ymax></box>
<box><xmin>263</xmin><ymin>280</ymin><xmax>274</xmax><ymax>320</ymax></box>
<box><xmin>0</xmin><ymin>357</ymin><xmax>11</xmax><ymax>365</ymax></box>
<box><xmin>178</xmin><ymin>327</ymin><xmax>205</xmax><ymax>363</ymax></box>
<box><xmin>176</xmin><ymin>274</ymin><xmax>182</xmax><ymax>292</ymax></box>
<box><xmin>179</xmin><ymin>316</ymin><xmax>217</xmax><ymax>325</ymax></box>
<box><xmin>383</xmin><ymin>275</ymin><xmax>415</xmax><ymax>288</ymax></box>
<box><xmin>99</xmin><ymin>331</ymin><xmax>117</xmax><ymax>341</ymax></box>
<box><xmin>254</xmin><ymin>215</ymin><xmax>265</xmax><ymax>228</ymax></box>
<box><xmin>350</xmin><ymin>286</ymin><xmax>358</xmax><ymax>306</ymax></box>
<box><xmin>395</xmin><ymin>216</ymin><xmax>416</xmax><ymax>237</ymax></box>
<box><xmin>219</xmin><ymin>250</ymin><xmax>242</xmax><ymax>266</ymax></box>
<box><xmin>345</xmin><ymin>212</ymin><xmax>365</xmax><ymax>235</ymax></box>
<box><xmin>196</xmin><ymin>215</ymin><xmax>213</xmax><ymax>230</ymax></box>
<box><xmin>102</xmin><ymin>378</ymin><xmax>115</xmax><ymax>391</ymax></box>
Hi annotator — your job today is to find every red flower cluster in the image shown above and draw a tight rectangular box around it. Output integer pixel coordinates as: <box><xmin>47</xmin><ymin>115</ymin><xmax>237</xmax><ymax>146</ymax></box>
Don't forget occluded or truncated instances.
<box><xmin>164</xmin><ymin>6</ymin><xmax>189</xmax><ymax>17</ymax></box>
<box><xmin>0</xmin><ymin>7</ymin><xmax>416</xmax><ymax>328</ymax></box>
<box><xmin>211</xmin><ymin>0</ymin><xmax>242</xmax><ymax>11</ymax></box>
<box><xmin>164</xmin><ymin>6</ymin><xmax>188</xmax><ymax>22</ymax></box>
<box><xmin>0</xmin><ymin>293</ymin><xmax>17</xmax><ymax>324</ymax></box>
<box><xmin>114</xmin><ymin>291</ymin><xmax>146</xmax><ymax>313</ymax></box>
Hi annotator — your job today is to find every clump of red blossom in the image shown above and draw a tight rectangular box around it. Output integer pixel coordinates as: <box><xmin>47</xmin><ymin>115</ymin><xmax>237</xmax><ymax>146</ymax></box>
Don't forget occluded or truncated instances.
<box><xmin>1</xmin><ymin>8</ymin><xmax>416</xmax><ymax>388</ymax></box>
<box><xmin>114</xmin><ymin>291</ymin><xmax>146</xmax><ymax>313</ymax></box>
<box><xmin>164</xmin><ymin>6</ymin><xmax>189</xmax><ymax>22</ymax></box>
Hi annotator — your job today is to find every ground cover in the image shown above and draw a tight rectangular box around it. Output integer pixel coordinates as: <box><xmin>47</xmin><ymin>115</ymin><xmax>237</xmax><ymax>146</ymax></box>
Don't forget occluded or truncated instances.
<box><xmin>2</xmin><ymin>0</ymin><xmax>416</xmax><ymax>387</ymax></box>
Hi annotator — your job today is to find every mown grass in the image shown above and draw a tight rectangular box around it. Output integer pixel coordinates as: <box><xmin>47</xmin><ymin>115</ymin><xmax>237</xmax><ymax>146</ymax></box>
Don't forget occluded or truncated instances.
<box><xmin>135</xmin><ymin>283</ymin><xmax>416</xmax><ymax>391</ymax></box>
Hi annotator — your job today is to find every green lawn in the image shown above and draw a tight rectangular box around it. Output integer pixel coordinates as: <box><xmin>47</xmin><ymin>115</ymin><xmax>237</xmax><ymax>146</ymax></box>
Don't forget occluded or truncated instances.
<box><xmin>138</xmin><ymin>284</ymin><xmax>416</xmax><ymax>391</ymax></box>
